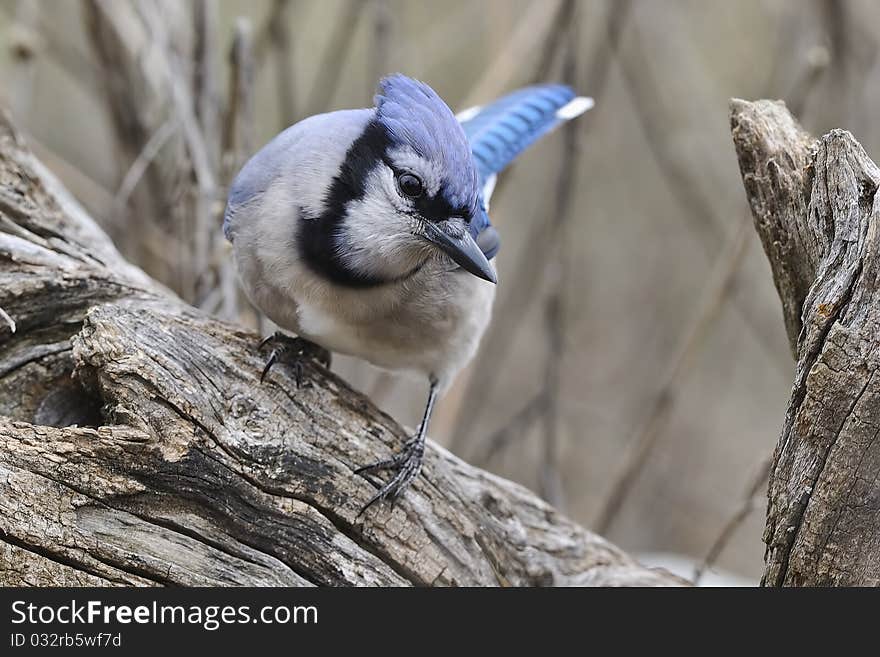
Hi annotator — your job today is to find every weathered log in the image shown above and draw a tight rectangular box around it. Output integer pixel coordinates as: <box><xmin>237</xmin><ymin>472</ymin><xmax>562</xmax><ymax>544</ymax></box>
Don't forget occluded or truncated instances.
<box><xmin>0</xmin><ymin>112</ymin><xmax>681</xmax><ymax>587</ymax></box>
<box><xmin>732</xmin><ymin>99</ymin><xmax>880</xmax><ymax>586</ymax></box>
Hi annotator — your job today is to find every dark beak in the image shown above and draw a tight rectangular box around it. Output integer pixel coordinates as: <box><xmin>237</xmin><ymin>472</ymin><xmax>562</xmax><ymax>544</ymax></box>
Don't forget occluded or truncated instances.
<box><xmin>423</xmin><ymin>222</ymin><xmax>497</xmax><ymax>284</ymax></box>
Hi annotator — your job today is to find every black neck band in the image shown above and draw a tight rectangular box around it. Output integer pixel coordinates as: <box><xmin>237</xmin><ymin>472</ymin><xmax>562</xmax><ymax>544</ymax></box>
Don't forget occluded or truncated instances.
<box><xmin>297</xmin><ymin>120</ymin><xmax>401</xmax><ymax>288</ymax></box>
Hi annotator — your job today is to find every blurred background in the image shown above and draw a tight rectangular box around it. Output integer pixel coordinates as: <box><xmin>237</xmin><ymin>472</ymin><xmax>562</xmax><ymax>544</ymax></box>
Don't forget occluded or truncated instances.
<box><xmin>0</xmin><ymin>0</ymin><xmax>874</xmax><ymax>585</ymax></box>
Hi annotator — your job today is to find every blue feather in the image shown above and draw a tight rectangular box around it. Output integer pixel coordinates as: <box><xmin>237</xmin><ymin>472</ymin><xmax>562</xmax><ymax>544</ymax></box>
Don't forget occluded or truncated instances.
<box><xmin>459</xmin><ymin>84</ymin><xmax>590</xmax><ymax>190</ymax></box>
<box><xmin>376</xmin><ymin>75</ymin><xmax>480</xmax><ymax>214</ymax></box>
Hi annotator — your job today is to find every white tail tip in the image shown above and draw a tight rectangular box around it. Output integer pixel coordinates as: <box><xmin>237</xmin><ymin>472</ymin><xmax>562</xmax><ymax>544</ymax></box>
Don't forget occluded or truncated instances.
<box><xmin>455</xmin><ymin>105</ymin><xmax>483</xmax><ymax>122</ymax></box>
<box><xmin>556</xmin><ymin>96</ymin><xmax>594</xmax><ymax>120</ymax></box>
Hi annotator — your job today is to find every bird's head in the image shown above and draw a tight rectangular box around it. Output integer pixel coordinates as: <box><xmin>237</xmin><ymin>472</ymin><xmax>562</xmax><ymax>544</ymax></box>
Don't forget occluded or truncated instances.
<box><xmin>315</xmin><ymin>75</ymin><xmax>496</xmax><ymax>287</ymax></box>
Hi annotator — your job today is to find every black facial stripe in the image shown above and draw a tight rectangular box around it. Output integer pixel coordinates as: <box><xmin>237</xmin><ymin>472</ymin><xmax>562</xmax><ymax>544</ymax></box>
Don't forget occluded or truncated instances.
<box><xmin>413</xmin><ymin>192</ymin><xmax>471</xmax><ymax>224</ymax></box>
<box><xmin>383</xmin><ymin>158</ymin><xmax>474</xmax><ymax>222</ymax></box>
<box><xmin>297</xmin><ymin>120</ymin><xmax>399</xmax><ymax>288</ymax></box>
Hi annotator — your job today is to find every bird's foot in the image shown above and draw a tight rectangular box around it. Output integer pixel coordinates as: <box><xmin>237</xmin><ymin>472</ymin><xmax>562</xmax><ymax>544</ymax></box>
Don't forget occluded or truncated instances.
<box><xmin>258</xmin><ymin>332</ymin><xmax>331</xmax><ymax>387</ymax></box>
<box><xmin>355</xmin><ymin>434</ymin><xmax>425</xmax><ymax>515</ymax></box>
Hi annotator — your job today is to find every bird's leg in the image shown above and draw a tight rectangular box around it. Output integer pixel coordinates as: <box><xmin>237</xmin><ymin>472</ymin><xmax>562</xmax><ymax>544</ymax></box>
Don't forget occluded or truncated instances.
<box><xmin>258</xmin><ymin>332</ymin><xmax>331</xmax><ymax>387</ymax></box>
<box><xmin>356</xmin><ymin>380</ymin><xmax>439</xmax><ymax>514</ymax></box>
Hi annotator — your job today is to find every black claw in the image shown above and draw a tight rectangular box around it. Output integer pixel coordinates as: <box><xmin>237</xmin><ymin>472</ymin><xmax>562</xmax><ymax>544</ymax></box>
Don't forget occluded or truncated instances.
<box><xmin>353</xmin><ymin>458</ymin><xmax>397</xmax><ymax>476</ymax></box>
<box><xmin>356</xmin><ymin>436</ymin><xmax>425</xmax><ymax>516</ymax></box>
<box><xmin>354</xmin><ymin>459</ymin><xmax>394</xmax><ymax>474</ymax></box>
<box><xmin>260</xmin><ymin>351</ymin><xmax>278</xmax><ymax>383</ymax></box>
<box><xmin>257</xmin><ymin>332</ymin><xmax>331</xmax><ymax>387</ymax></box>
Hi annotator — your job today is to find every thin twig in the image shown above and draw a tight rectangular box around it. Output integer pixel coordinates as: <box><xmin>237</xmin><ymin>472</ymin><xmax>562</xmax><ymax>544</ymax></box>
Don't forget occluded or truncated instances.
<box><xmin>0</xmin><ymin>2</ymin><xmax>97</xmax><ymax>93</ymax></box>
<box><xmin>459</xmin><ymin>0</ymin><xmax>565</xmax><ymax>110</ymax></box>
<box><xmin>537</xmin><ymin>9</ymin><xmax>581</xmax><ymax>509</ymax></box>
<box><xmin>154</xmin><ymin>43</ymin><xmax>217</xmax><ymax>199</ymax></box>
<box><xmin>219</xmin><ymin>18</ymin><xmax>256</xmax><ymax>323</ymax></box>
<box><xmin>112</xmin><ymin>118</ymin><xmax>178</xmax><ymax>216</ymax></box>
<box><xmin>84</xmin><ymin>0</ymin><xmax>154</xmax><ymax>167</ymax></box>
<box><xmin>614</xmin><ymin>16</ymin><xmax>725</xmax><ymax>252</ymax></box>
<box><xmin>369</xmin><ymin>0</ymin><xmax>392</xmax><ymax>94</ymax></box>
<box><xmin>193</xmin><ymin>0</ymin><xmax>221</xmax><ymax>171</ymax></box>
<box><xmin>692</xmin><ymin>456</ymin><xmax>772</xmax><ymax>584</ymax></box>
<box><xmin>531</xmin><ymin>0</ymin><xmax>577</xmax><ymax>83</ymax></box>
<box><xmin>540</xmin><ymin>291</ymin><xmax>565</xmax><ymax>507</ymax></box>
<box><xmin>387</xmin><ymin>2</ymin><xmax>478</xmax><ymax>79</ymax></box>
<box><xmin>25</xmin><ymin>133</ymin><xmax>115</xmax><ymax>216</ymax></box>
<box><xmin>477</xmin><ymin>393</ymin><xmax>547</xmax><ymax>465</ymax></box>
<box><xmin>222</xmin><ymin>18</ymin><xmax>256</xmax><ymax>179</ymax></box>
<box><xmin>197</xmin><ymin>284</ymin><xmax>223</xmax><ymax>315</ymax></box>
<box><xmin>583</xmin><ymin>0</ymin><xmax>633</xmax><ymax>96</ymax></box>
<box><xmin>141</xmin><ymin>4</ymin><xmax>218</xmax><ymax>302</ymax></box>
<box><xmin>252</xmin><ymin>0</ymin><xmax>292</xmax><ymax>67</ymax></box>
<box><xmin>594</xmin><ymin>214</ymin><xmax>754</xmax><ymax>534</ymax></box>
<box><xmin>8</xmin><ymin>0</ymin><xmax>39</xmax><ymax>121</ymax></box>
<box><xmin>305</xmin><ymin>0</ymin><xmax>362</xmax><ymax>116</ymax></box>
<box><xmin>268</xmin><ymin>0</ymin><xmax>296</xmax><ymax>126</ymax></box>
<box><xmin>82</xmin><ymin>0</ymin><xmax>168</xmax><ymax>265</ymax></box>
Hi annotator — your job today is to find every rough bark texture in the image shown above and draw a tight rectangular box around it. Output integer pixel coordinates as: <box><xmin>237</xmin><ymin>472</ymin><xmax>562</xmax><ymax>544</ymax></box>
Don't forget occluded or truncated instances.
<box><xmin>0</xmin><ymin>112</ymin><xmax>682</xmax><ymax>587</ymax></box>
<box><xmin>732</xmin><ymin>99</ymin><xmax>880</xmax><ymax>586</ymax></box>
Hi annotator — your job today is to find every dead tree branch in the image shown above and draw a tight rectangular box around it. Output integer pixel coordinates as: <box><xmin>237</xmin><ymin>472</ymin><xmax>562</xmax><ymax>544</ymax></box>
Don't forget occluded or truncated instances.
<box><xmin>732</xmin><ymin>98</ymin><xmax>880</xmax><ymax>586</ymax></box>
<box><xmin>0</xmin><ymin>113</ymin><xmax>683</xmax><ymax>587</ymax></box>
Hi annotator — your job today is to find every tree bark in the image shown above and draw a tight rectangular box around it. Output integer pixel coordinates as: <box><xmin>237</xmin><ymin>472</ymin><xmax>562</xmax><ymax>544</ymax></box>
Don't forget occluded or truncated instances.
<box><xmin>0</xmin><ymin>111</ymin><xmax>682</xmax><ymax>587</ymax></box>
<box><xmin>732</xmin><ymin>99</ymin><xmax>880</xmax><ymax>586</ymax></box>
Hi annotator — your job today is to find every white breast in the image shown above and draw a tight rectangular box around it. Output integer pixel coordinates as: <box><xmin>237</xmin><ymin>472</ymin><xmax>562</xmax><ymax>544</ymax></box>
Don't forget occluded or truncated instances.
<box><xmin>296</xmin><ymin>300</ymin><xmax>366</xmax><ymax>357</ymax></box>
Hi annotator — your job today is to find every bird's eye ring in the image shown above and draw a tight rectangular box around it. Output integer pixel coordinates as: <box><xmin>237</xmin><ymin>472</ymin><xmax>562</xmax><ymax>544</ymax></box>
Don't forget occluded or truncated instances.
<box><xmin>397</xmin><ymin>173</ymin><xmax>424</xmax><ymax>198</ymax></box>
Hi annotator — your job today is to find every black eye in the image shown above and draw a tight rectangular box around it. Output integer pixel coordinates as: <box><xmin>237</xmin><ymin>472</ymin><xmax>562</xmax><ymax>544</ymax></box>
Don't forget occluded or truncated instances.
<box><xmin>397</xmin><ymin>173</ymin><xmax>424</xmax><ymax>198</ymax></box>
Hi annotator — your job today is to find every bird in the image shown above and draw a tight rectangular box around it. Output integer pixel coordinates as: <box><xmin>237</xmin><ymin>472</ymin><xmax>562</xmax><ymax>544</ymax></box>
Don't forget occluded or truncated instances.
<box><xmin>223</xmin><ymin>74</ymin><xmax>592</xmax><ymax>512</ymax></box>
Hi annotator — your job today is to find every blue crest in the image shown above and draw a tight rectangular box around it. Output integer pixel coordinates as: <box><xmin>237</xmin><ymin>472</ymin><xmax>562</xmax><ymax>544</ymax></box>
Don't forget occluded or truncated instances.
<box><xmin>375</xmin><ymin>75</ymin><xmax>480</xmax><ymax>213</ymax></box>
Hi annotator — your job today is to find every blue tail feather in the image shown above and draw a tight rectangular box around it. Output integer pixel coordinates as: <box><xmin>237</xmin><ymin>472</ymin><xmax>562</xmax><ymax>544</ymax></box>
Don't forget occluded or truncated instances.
<box><xmin>459</xmin><ymin>84</ymin><xmax>589</xmax><ymax>188</ymax></box>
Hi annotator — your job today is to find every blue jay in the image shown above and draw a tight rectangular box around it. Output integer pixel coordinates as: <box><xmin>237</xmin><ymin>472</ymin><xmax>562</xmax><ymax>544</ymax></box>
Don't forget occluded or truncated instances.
<box><xmin>224</xmin><ymin>75</ymin><xmax>592</xmax><ymax>511</ymax></box>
